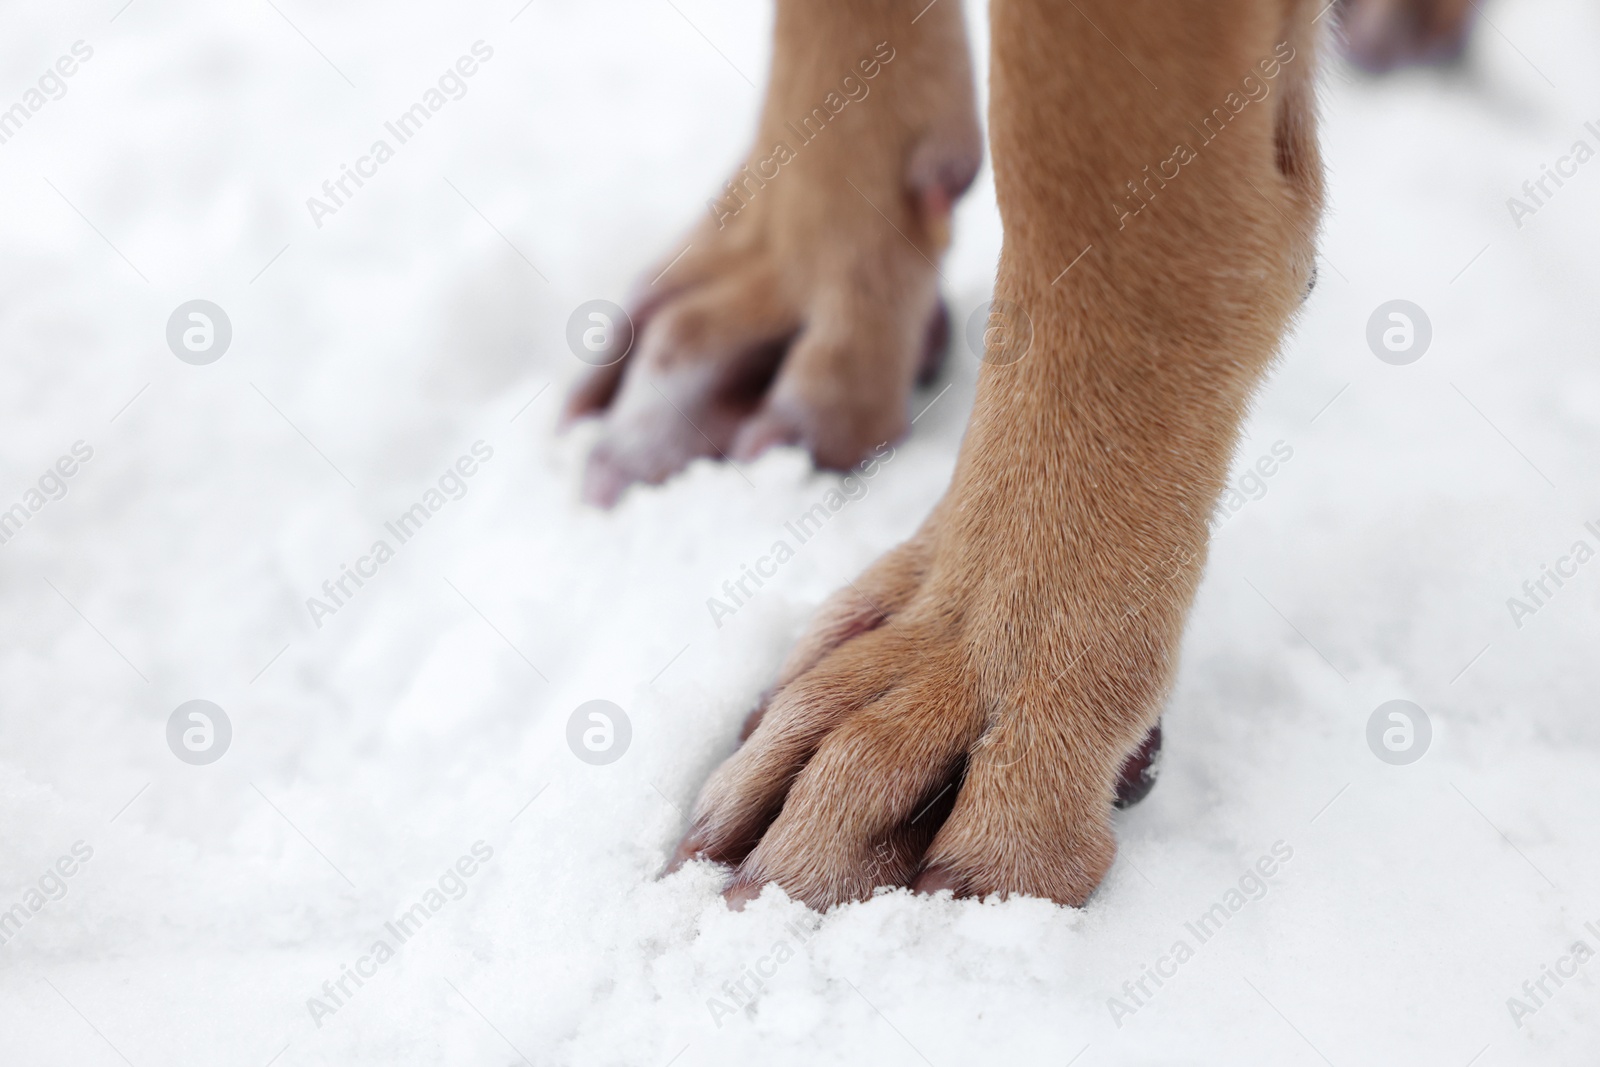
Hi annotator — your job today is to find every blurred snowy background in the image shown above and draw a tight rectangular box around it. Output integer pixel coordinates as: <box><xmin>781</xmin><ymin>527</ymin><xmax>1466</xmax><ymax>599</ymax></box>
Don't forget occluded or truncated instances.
<box><xmin>1</xmin><ymin>0</ymin><xmax>1598</xmax><ymax>1063</ymax></box>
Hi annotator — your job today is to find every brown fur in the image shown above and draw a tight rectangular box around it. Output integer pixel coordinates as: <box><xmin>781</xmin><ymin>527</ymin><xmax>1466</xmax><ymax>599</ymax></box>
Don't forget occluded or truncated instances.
<box><xmin>590</xmin><ymin>0</ymin><xmax>1332</xmax><ymax>908</ymax></box>
<box><xmin>565</xmin><ymin>0</ymin><xmax>981</xmax><ymax>505</ymax></box>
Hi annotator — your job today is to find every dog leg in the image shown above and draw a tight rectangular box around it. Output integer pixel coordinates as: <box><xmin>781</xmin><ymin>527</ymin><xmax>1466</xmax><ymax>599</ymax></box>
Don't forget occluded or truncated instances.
<box><xmin>669</xmin><ymin>0</ymin><xmax>1325</xmax><ymax>908</ymax></box>
<box><xmin>567</xmin><ymin>0</ymin><xmax>982</xmax><ymax>506</ymax></box>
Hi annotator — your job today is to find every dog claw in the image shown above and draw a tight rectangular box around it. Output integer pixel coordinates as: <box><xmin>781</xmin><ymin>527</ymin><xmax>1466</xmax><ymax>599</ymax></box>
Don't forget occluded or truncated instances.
<box><xmin>909</xmin><ymin>864</ymin><xmax>963</xmax><ymax>897</ymax></box>
<box><xmin>1113</xmin><ymin>722</ymin><xmax>1163</xmax><ymax>810</ymax></box>
<box><xmin>916</xmin><ymin>300</ymin><xmax>951</xmax><ymax>387</ymax></box>
<box><xmin>723</xmin><ymin>880</ymin><xmax>763</xmax><ymax>910</ymax></box>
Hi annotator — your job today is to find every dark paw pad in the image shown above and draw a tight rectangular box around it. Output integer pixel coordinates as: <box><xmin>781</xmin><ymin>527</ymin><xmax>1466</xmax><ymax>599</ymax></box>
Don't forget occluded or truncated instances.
<box><xmin>1113</xmin><ymin>722</ymin><xmax>1163</xmax><ymax>809</ymax></box>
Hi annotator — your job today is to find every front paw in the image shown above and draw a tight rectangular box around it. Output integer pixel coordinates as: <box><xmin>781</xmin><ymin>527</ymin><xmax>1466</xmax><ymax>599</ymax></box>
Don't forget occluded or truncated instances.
<box><xmin>667</xmin><ymin>523</ymin><xmax>1170</xmax><ymax>910</ymax></box>
<box><xmin>564</xmin><ymin>1</ymin><xmax>981</xmax><ymax>506</ymax></box>
<box><xmin>564</xmin><ymin>218</ymin><xmax>950</xmax><ymax>507</ymax></box>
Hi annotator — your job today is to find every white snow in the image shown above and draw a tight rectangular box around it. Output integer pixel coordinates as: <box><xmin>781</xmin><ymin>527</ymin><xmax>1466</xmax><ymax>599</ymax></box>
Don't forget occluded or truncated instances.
<box><xmin>2</xmin><ymin>0</ymin><xmax>1598</xmax><ymax>1063</ymax></box>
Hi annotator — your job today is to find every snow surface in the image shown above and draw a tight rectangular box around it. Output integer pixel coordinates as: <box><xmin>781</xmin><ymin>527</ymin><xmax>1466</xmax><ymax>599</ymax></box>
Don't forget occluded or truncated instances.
<box><xmin>2</xmin><ymin>0</ymin><xmax>1599</xmax><ymax>1063</ymax></box>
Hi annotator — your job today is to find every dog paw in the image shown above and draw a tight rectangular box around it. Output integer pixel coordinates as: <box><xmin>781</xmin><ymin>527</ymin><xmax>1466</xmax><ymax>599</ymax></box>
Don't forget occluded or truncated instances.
<box><xmin>565</xmin><ymin>221</ymin><xmax>953</xmax><ymax>507</ymax></box>
<box><xmin>565</xmin><ymin>14</ymin><xmax>980</xmax><ymax>506</ymax></box>
<box><xmin>666</xmin><ymin>502</ymin><xmax>1177</xmax><ymax>910</ymax></box>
